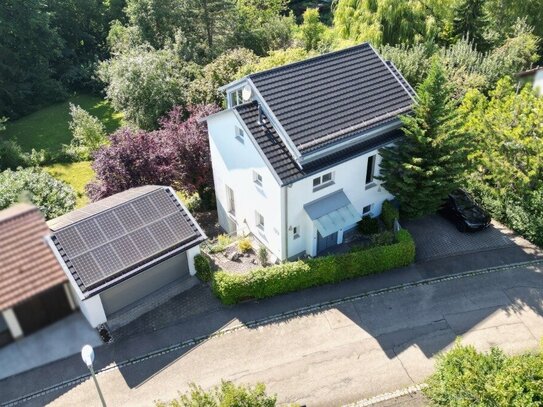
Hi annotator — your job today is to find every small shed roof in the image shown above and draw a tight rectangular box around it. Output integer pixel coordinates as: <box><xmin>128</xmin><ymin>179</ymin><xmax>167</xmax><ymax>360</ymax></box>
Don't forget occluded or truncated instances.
<box><xmin>49</xmin><ymin>186</ymin><xmax>206</xmax><ymax>297</ymax></box>
<box><xmin>0</xmin><ymin>204</ymin><xmax>67</xmax><ymax>311</ymax></box>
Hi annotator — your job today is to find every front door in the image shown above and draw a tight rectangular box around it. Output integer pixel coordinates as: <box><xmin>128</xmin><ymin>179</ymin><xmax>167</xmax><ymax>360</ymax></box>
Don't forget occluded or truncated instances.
<box><xmin>317</xmin><ymin>231</ymin><xmax>338</xmax><ymax>254</ymax></box>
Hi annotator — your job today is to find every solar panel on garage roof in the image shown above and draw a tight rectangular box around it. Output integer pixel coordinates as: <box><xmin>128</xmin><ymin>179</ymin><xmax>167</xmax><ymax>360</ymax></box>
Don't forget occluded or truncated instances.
<box><xmin>53</xmin><ymin>188</ymin><xmax>200</xmax><ymax>291</ymax></box>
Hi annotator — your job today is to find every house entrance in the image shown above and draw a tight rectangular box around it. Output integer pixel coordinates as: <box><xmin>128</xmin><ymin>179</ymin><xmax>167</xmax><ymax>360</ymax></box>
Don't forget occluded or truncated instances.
<box><xmin>317</xmin><ymin>231</ymin><xmax>338</xmax><ymax>253</ymax></box>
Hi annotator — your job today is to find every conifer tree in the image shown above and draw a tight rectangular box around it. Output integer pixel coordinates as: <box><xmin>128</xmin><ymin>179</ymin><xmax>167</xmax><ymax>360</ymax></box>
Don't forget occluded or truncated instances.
<box><xmin>378</xmin><ymin>60</ymin><xmax>467</xmax><ymax>219</ymax></box>
<box><xmin>451</xmin><ymin>0</ymin><xmax>489</xmax><ymax>51</ymax></box>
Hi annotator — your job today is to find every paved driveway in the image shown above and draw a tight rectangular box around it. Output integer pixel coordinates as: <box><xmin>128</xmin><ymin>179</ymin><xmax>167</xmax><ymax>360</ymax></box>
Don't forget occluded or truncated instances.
<box><xmin>404</xmin><ymin>215</ymin><xmax>536</xmax><ymax>262</ymax></box>
<box><xmin>4</xmin><ymin>262</ymin><xmax>543</xmax><ymax>407</ymax></box>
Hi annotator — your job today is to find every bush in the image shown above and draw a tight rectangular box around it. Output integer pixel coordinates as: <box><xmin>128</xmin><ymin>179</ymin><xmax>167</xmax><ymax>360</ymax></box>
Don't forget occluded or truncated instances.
<box><xmin>155</xmin><ymin>381</ymin><xmax>277</xmax><ymax>407</ymax></box>
<box><xmin>0</xmin><ymin>167</ymin><xmax>76</xmax><ymax>220</ymax></box>
<box><xmin>381</xmin><ymin>200</ymin><xmax>399</xmax><ymax>230</ymax></box>
<box><xmin>194</xmin><ymin>254</ymin><xmax>212</xmax><ymax>282</ymax></box>
<box><xmin>64</xmin><ymin>104</ymin><xmax>108</xmax><ymax>161</ymax></box>
<box><xmin>425</xmin><ymin>341</ymin><xmax>543</xmax><ymax>406</ymax></box>
<box><xmin>0</xmin><ymin>140</ymin><xmax>29</xmax><ymax>170</ymax></box>
<box><xmin>212</xmin><ymin>229</ymin><xmax>415</xmax><ymax>304</ymax></box>
<box><xmin>358</xmin><ymin>216</ymin><xmax>379</xmax><ymax>235</ymax></box>
<box><xmin>208</xmin><ymin>234</ymin><xmax>232</xmax><ymax>253</ymax></box>
<box><xmin>237</xmin><ymin>238</ymin><xmax>252</xmax><ymax>253</ymax></box>
<box><xmin>370</xmin><ymin>230</ymin><xmax>396</xmax><ymax>246</ymax></box>
<box><xmin>258</xmin><ymin>246</ymin><xmax>268</xmax><ymax>266</ymax></box>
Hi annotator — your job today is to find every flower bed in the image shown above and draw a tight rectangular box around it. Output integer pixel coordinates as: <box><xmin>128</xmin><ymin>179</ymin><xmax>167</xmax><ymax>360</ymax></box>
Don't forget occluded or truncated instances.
<box><xmin>211</xmin><ymin>229</ymin><xmax>416</xmax><ymax>305</ymax></box>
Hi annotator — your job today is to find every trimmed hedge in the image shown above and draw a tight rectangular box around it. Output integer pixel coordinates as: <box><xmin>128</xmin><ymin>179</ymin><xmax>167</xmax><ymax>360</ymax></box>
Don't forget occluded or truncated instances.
<box><xmin>212</xmin><ymin>229</ymin><xmax>416</xmax><ymax>304</ymax></box>
<box><xmin>194</xmin><ymin>254</ymin><xmax>212</xmax><ymax>282</ymax></box>
<box><xmin>381</xmin><ymin>200</ymin><xmax>399</xmax><ymax>230</ymax></box>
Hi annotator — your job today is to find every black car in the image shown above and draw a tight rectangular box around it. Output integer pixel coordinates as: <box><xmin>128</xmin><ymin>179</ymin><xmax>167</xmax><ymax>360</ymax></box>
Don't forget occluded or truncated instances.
<box><xmin>439</xmin><ymin>189</ymin><xmax>491</xmax><ymax>232</ymax></box>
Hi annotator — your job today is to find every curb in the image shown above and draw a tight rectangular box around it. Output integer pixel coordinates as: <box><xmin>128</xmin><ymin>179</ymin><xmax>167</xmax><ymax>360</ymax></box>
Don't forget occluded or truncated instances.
<box><xmin>342</xmin><ymin>383</ymin><xmax>428</xmax><ymax>406</ymax></box>
<box><xmin>2</xmin><ymin>258</ymin><xmax>542</xmax><ymax>406</ymax></box>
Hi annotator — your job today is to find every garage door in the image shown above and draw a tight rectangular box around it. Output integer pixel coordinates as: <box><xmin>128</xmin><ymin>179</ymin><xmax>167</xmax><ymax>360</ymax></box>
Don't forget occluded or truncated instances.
<box><xmin>13</xmin><ymin>284</ymin><xmax>72</xmax><ymax>335</ymax></box>
<box><xmin>100</xmin><ymin>251</ymin><xmax>189</xmax><ymax>315</ymax></box>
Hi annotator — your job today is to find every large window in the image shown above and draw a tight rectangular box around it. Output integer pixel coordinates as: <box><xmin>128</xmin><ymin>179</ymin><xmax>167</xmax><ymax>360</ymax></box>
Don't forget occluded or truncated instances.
<box><xmin>226</xmin><ymin>185</ymin><xmax>235</xmax><ymax>216</ymax></box>
<box><xmin>365</xmin><ymin>155</ymin><xmax>376</xmax><ymax>187</ymax></box>
<box><xmin>312</xmin><ymin>171</ymin><xmax>334</xmax><ymax>191</ymax></box>
<box><xmin>229</xmin><ymin>89</ymin><xmax>243</xmax><ymax>107</ymax></box>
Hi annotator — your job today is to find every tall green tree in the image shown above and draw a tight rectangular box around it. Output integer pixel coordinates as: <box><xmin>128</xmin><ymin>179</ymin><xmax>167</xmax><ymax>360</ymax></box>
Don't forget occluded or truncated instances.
<box><xmin>451</xmin><ymin>0</ymin><xmax>489</xmax><ymax>51</ymax></box>
<box><xmin>0</xmin><ymin>0</ymin><xmax>64</xmax><ymax>118</ymax></box>
<box><xmin>297</xmin><ymin>8</ymin><xmax>326</xmax><ymax>51</ymax></box>
<box><xmin>378</xmin><ymin>60</ymin><xmax>467</xmax><ymax>218</ymax></box>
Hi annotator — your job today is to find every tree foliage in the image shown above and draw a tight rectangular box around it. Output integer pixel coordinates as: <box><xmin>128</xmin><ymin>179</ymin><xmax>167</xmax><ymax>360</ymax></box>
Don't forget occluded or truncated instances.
<box><xmin>155</xmin><ymin>381</ymin><xmax>277</xmax><ymax>407</ymax></box>
<box><xmin>0</xmin><ymin>167</ymin><xmax>76</xmax><ymax>219</ymax></box>
<box><xmin>98</xmin><ymin>46</ymin><xmax>200</xmax><ymax>130</ymax></box>
<box><xmin>379</xmin><ymin>60</ymin><xmax>467</xmax><ymax>218</ymax></box>
<box><xmin>451</xmin><ymin>0</ymin><xmax>489</xmax><ymax>51</ymax></box>
<box><xmin>297</xmin><ymin>8</ymin><xmax>327</xmax><ymax>51</ymax></box>
<box><xmin>65</xmin><ymin>104</ymin><xmax>108</xmax><ymax>160</ymax></box>
<box><xmin>425</xmin><ymin>341</ymin><xmax>543</xmax><ymax>406</ymax></box>
<box><xmin>87</xmin><ymin>104</ymin><xmax>219</xmax><ymax>201</ymax></box>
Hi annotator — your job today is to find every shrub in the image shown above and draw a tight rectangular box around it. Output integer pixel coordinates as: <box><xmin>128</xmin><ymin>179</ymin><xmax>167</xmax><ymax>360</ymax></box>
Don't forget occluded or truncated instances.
<box><xmin>64</xmin><ymin>104</ymin><xmax>108</xmax><ymax>161</ymax></box>
<box><xmin>212</xmin><ymin>229</ymin><xmax>415</xmax><ymax>304</ymax></box>
<box><xmin>0</xmin><ymin>140</ymin><xmax>29</xmax><ymax>170</ymax></box>
<box><xmin>155</xmin><ymin>381</ymin><xmax>277</xmax><ymax>407</ymax></box>
<box><xmin>194</xmin><ymin>254</ymin><xmax>212</xmax><ymax>283</ymax></box>
<box><xmin>370</xmin><ymin>230</ymin><xmax>396</xmax><ymax>246</ymax></box>
<box><xmin>381</xmin><ymin>200</ymin><xmax>399</xmax><ymax>230</ymax></box>
<box><xmin>208</xmin><ymin>234</ymin><xmax>232</xmax><ymax>253</ymax></box>
<box><xmin>237</xmin><ymin>238</ymin><xmax>252</xmax><ymax>253</ymax></box>
<box><xmin>258</xmin><ymin>246</ymin><xmax>268</xmax><ymax>266</ymax></box>
<box><xmin>425</xmin><ymin>341</ymin><xmax>543</xmax><ymax>406</ymax></box>
<box><xmin>0</xmin><ymin>167</ymin><xmax>76</xmax><ymax>220</ymax></box>
<box><xmin>358</xmin><ymin>216</ymin><xmax>379</xmax><ymax>235</ymax></box>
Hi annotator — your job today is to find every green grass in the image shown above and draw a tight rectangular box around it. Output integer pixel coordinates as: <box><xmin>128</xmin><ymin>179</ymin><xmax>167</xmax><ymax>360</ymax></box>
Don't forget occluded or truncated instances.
<box><xmin>4</xmin><ymin>94</ymin><xmax>123</xmax><ymax>156</ymax></box>
<box><xmin>44</xmin><ymin>161</ymin><xmax>94</xmax><ymax>208</ymax></box>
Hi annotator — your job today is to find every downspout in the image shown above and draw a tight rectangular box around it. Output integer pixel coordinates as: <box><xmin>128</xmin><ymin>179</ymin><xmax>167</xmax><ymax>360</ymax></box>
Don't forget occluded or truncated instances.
<box><xmin>281</xmin><ymin>185</ymin><xmax>288</xmax><ymax>261</ymax></box>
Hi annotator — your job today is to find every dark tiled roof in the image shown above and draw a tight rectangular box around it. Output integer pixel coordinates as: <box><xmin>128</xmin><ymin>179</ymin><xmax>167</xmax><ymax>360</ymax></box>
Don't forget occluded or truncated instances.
<box><xmin>236</xmin><ymin>101</ymin><xmax>402</xmax><ymax>185</ymax></box>
<box><xmin>49</xmin><ymin>186</ymin><xmax>206</xmax><ymax>297</ymax></box>
<box><xmin>0</xmin><ymin>204</ymin><xmax>66</xmax><ymax>311</ymax></box>
<box><xmin>248</xmin><ymin>43</ymin><xmax>413</xmax><ymax>154</ymax></box>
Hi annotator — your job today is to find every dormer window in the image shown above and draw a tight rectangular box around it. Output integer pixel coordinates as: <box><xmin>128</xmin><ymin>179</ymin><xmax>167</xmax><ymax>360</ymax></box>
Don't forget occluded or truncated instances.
<box><xmin>229</xmin><ymin>88</ymin><xmax>243</xmax><ymax>107</ymax></box>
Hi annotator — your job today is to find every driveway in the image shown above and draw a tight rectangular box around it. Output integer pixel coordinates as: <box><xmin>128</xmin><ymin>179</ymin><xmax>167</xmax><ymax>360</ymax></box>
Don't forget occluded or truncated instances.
<box><xmin>404</xmin><ymin>215</ymin><xmax>539</xmax><ymax>262</ymax></box>
<box><xmin>5</xmin><ymin>262</ymin><xmax>542</xmax><ymax>407</ymax></box>
<box><xmin>0</xmin><ymin>312</ymin><xmax>101</xmax><ymax>380</ymax></box>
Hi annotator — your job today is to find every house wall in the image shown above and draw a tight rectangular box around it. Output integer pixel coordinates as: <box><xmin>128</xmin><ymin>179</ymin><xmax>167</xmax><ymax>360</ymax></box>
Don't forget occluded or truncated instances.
<box><xmin>79</xmin><ymin>296</ymin><xmax>107</xmax><ymax>328</ymax></box>
<box><xmin>286</xmin><ymin>148</ymin><xmax>394</xmax><ymax>258</ymax></box>
<box><xmin>208</xmin><ymin>110</ymin><xmax>284</xmax><ymax>259</ymax></box>
<box><xmin>534</xmin><ymin>71</ymin><xmax>543</xmax><ymax>96</ymax></box>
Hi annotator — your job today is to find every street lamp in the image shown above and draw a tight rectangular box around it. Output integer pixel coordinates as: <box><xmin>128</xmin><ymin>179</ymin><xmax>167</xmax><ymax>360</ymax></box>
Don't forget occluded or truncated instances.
<box><xmin>81</xmin><ymin>344</ymin><xmax>107</xmax><ymax>407</ymax></box>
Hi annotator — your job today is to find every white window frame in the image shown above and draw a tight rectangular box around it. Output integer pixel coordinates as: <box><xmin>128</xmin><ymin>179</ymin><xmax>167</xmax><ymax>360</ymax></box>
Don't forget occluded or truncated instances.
<box><xmin>253</xmin><ymin>171</ymin><xmax>263</xmax><ymax>187</ymax></box>
<box><xmin>362</xmin><ymin>204</ymin><xmax>373</xmax><ymax>216</ymax></box>
<box><xmin>235</xmin><ymin>126</ymin><xmax>245</xmax><ymax>144</ymax></box>
<box><xmin>255</xmin><ymin>211</ymin><xmax>265</xmax><ymax>230</ymax></box>
<box><xmin>229</xmin><ymin>88</ymin><xmax>243</xmax><ymax>107</ymax></box>
<box><xmin>292</xmin><ymin>226</ymin><xmax>300</xmax><ymax>239</ymax></box>
<box><xmin>226</xmin><ymin>185</ymin><xmax>235</xmax><ymax>216</ymax></box>
<box><xmin>365</xmin><ymin>155</ymin><xmax>376</xmax><ymax>189</ymax></box>
<box><xmin>312</xmin><ymin>171</ymin><xmax>334</xmax><ymax>191</ymax></box>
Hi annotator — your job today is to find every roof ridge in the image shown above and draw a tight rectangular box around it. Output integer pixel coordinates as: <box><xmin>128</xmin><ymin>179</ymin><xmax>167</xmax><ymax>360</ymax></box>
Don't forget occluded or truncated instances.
<box><xmin>0</xmin><ymin>203</ymin><xmax>39</xmax><ymax>224</ymax></box>
<box><xmin>249</xmin><ymin>43</ymin><xmax>371</xmax><ymax>80</ymax></box>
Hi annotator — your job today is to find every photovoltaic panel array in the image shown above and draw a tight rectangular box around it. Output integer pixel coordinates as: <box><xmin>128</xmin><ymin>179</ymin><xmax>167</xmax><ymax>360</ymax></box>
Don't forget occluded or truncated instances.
<box><xmin>52</xmin><ymin>187</ymin><xmax>203</xmax><ymax>292</ymax></box>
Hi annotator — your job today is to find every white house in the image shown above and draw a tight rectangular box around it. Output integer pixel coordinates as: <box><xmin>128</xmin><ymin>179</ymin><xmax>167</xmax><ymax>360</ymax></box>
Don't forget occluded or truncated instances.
<box><xmin>46</xmin><ymin>186</ymin><xmax>206</xmax><ymax>328</ymax></box>
<box><xmin>205</xmin><ymin>43</ymin><xmax>415</xmax><ymax>260</ymax></box>
<box><xmin>518</xmin><ymin>66</ymin><xmax>543</xmax><ymax>96</ymax></box>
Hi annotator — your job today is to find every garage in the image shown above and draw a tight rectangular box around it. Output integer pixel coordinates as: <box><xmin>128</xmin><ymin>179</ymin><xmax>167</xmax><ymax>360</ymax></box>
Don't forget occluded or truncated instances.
<box><xmin>100</xmin><ymin>251</ymin><xmax>190</xmax><ymax>315</ymax></box>
<box><xmin>48</xmin><ymin>185</ymin><xmax>207</xmax><ymax>329</ymax></box>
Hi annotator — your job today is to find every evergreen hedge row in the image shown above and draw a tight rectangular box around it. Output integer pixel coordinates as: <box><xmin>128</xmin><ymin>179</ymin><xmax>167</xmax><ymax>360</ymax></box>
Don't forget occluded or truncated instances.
<box><xmin>212</xmin><ymin>229</ymin><xmax>416</xmax><ymax>305</ymax></box>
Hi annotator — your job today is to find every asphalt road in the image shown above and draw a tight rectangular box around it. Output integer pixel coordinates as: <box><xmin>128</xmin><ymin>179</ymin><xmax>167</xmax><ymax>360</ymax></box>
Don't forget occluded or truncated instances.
<box><xmin>16</xmin><ymin>262</ymin><xmax>543</xmax><ymax>407</ymax></box>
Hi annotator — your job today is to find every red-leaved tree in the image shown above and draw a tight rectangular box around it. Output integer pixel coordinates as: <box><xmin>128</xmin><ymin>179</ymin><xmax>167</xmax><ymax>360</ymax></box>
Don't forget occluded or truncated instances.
<box><xmin>86</xmin><ymin>104</ymin><xmax>219</xmax><ymax>202</ymax></box>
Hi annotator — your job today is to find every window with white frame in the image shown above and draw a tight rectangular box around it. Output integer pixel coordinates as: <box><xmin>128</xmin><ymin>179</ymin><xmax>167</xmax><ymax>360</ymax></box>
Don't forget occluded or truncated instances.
<box><xmin>229</xmin><ymin>89</ymin><xmax>243</xmax><ymax>107</ymax></box>
<box><xmin>365</xmin><ymin>155</ymin><xmax>376</xmax><ymax>188</ymax></box>
<box><xmin>292</xmin><ymin>226</ymin><xmax>300</xmax><ymax>239</ymax></box>
<box><xmin>255</xmin><ymin>211</ymin><xmax>265</xmax><ymax>230</ymax></box>
<box><xmin>235</xmin><ymin>126</ymin><xmax>245</xmax><ymax>143</ymax></box>
<box><xmin>362</xmin><ymin>204</ymin><xmax>373</xmax><ymax>216</ymax></box>
<box><xmin>312</xmin><ymin>171</ymin><xmax>334</xmax><ymax>191</ymax></box>
<box><xmin>226</xmin><ymin>185</ymin><xmax>235</xmax><ymax>216</ymax></box>
<box><xmin>253</xmin><ymin>171</ymin><xmax>263</xmax><ymax>187</ymax></box>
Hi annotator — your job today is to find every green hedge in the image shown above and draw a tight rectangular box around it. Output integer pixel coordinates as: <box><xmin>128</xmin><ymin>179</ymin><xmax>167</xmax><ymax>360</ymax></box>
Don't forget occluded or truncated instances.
<box><xmin>212</xmin><ymin>229</ymin><xmax>416</xmax><ymax>304</ymax></box>
<box><xmin>381</xmin><ymin>200</ymin><xmax>399</xmax><ymax>230</ymax></box>
<box><xmin>194</xmin><ymin>254</ymin><xmax>212</xmax><ymax>282</ymax></box>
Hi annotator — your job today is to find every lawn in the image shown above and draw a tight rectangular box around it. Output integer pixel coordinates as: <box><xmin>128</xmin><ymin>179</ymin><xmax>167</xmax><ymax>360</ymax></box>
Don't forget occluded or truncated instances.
<box><xmin>44</xmin><ymin>161</ymin><xmax>95</xmax><ymax>208</ymax></box>
<box><xmin>4</xmin><ymin>94</ymin><xmax>123</xmax><ymax>156</ymax></box>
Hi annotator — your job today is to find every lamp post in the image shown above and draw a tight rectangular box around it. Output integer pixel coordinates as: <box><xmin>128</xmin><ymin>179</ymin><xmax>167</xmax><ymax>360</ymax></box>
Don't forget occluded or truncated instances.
<box><xmin>81</xmin><ymin>344</ymin><xmax>107</xmax><ymax>407</ymax></box>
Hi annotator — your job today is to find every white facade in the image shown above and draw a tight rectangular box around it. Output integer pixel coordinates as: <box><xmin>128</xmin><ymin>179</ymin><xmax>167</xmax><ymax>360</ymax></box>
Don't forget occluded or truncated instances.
<box><xmin>534</xmin><ymin>70</ymin><xmax>543</xmax><ymax>96</ymax></box>
<box><xmin>208</xmin><ymin>109</ymin><xmax>284</xmax><ymax>258</ymax></box>
<box><xmin>207</xmin><ymin>106</ymin><xmax>395</xmax><ymax>260</ymax></box>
